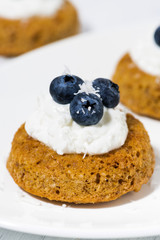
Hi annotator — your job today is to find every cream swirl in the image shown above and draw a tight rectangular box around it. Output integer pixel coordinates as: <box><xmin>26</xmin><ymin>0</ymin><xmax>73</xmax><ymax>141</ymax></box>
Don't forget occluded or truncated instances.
<box><xmin>25</xmin><ymin>94</ymin><xmax>128</xmax><ymax>155</ymax></box>
<box><xmin>0</xmin><ymin>0</ymin><xmax>64</xmax><ymax>19</ymax></box>
<box><xmin>129</xmin><ymin>30</ymin><xmax>160</xmax><ymax>76</ymax></box>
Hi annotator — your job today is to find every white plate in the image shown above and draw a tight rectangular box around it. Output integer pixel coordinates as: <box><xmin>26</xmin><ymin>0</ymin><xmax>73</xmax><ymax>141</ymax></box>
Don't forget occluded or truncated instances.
<box><xmin>0</xmin><ymin>28</ymin><xmax>160</xmax><ymax>239</ymax></box>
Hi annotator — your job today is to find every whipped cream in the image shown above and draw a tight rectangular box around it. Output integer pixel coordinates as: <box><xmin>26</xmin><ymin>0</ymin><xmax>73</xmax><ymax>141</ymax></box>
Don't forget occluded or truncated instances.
<box><xmin>129</xmin><ymin>30</ymin><xmax>160</xmax><ymax>76</ymax></box>
<box><xmin>0</xmin><ymin>0</ymin><xmax>64</xmax><ymax>19</ymax></box>
<box><xmin>25</xmin><ymin>94</ymin><xmax>128</xmax><ymax>155</ymax></box>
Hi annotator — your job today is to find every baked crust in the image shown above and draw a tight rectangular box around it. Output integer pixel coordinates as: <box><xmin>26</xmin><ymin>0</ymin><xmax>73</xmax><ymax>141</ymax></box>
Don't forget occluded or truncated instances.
<box><xmin>7</xmin><ymin>114</ymin><xmax>155</xmax><ymax>203</ymax></box>
<box><xmin>112</xmin><ymin>53</ymin><xmax>160</xmax><ymax>119</ymax></box>
<box><xmin>0</xmin><ymin>1</ymin><xmax>79</xmax><ymax>56</ymax></box>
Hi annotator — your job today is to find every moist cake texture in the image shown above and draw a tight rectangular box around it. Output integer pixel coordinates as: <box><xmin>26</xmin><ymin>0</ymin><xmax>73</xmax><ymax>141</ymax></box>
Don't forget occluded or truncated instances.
<box><xmin>7</xmin><ymin>114</ymin><xmax>155</xmax><ymax>204</ymax></box>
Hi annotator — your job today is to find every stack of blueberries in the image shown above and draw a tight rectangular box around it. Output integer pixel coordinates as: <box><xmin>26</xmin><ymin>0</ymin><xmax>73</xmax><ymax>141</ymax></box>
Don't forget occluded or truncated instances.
<box><xmin>50</xmin><ymin>75</ymin><xmax>120</xmax><ymax>126</ymax></box>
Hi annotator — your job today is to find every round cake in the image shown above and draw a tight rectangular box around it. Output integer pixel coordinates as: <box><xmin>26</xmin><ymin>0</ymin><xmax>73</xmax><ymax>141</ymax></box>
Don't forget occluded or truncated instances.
<box><xmin>0</xmin><ymin>0</ymin><xmax>79</xmax><ymax>56</ymax></box>
<box><xmin>7</xmin><ymin>114</ymin><xmax>154</xmax><ymax>204</ymax></box>
<box><xmin>7</xmin><ymin>75</ymin><xmax>155</xmax><ymax>204</ymax></box>
<box><xmin>112</xmin><ymin>27</ymin><xmax>160</xmax><ymax>119</ymax></box>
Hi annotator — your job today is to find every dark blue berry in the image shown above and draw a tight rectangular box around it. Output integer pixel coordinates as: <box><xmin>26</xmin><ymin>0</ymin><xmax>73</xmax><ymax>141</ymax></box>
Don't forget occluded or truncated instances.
<box><xmin>154</xmin><ymin>26</ymin><xmax>160</xmax><ymax>47</ymax></box>
<box><xmin>50</xmin><ymin>75</ymin><xmax>84</xmax><ymax>104</ymax></box>
<box><xmin>70</xmin><ymin>92</ymin><xmax>103</xmax><ymax>126</ymax></box>
<box><xmin>92</xmin><ymin>78</ymin><xmax>119</xmax><ymax>108</ymax></box>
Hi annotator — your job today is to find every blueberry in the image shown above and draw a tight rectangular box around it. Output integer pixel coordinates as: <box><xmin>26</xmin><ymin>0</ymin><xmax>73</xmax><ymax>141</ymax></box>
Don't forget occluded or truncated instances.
<box><xmin>70</xmin><ymin>92</ymin><xmax>103</xmax><ymax>126</ymax></box>
<box><xmin>50</xmin><ymin>75</ymin><xmax>84</xmax><ymax>104</ymax></box>
<box><xmin>154</xmin><ymin>26</ymin><xmax>160</xmax><ymax>47</ymax></box>
<box><xmin>92</xmin><ymin>78</ymin><xmax>119</xmax><ymax>108</ymax></box>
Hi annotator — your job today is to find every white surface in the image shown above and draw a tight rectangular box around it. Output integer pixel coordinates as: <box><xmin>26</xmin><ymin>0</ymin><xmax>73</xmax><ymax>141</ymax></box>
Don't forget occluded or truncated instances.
<box><xmin>25</xmin><ymin>94</ymin><xmax>128</xmax><ymax>155</ymax></box>
<box><xmin>0</xmin><ymin>0</ymin><xmax>63</xmax><ymax>19</ymax></box>
<box><xmin>71</xmin><ymin>0</ymin><xmax>160</xmax><ymax>32</ymax></box>
<box><xmin>0</xmin><ymin>230</ymin><xmax>158</xmax><ymax>240</ymax></box>
<box><xmin>0</xmin><ymin>30</ymin><xmax>160</xmax><ymax>239</ymax></box>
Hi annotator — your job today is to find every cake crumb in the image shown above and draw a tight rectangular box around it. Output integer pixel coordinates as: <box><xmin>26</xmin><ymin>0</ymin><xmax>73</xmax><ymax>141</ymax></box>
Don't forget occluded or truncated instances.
<box><xmin>155</xmin><ymin>77</ymin><xmax>160</xmax><ymax>84</ymax></box>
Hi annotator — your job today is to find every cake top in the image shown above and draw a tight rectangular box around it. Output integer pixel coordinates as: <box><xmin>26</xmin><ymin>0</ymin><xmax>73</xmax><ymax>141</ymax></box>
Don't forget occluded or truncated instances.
<box><xmin>25</xmin><ymin>75</ymin><xmax>128</xmax><ymax>155</ymax></box>
<box><xmin>129</xmin><ymin>26</ymin><xmax>160</xmax><ymax>76</ymax></box>
<box><xmin>0</xmin><ymin>0</ymin><xmax>64</xmax><ymax>19</ymax></box>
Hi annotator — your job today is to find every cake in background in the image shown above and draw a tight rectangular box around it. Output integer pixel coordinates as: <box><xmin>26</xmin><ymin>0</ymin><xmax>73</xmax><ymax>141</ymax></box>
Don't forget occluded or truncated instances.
<box><xmin>7</xmin><ymin>75</ymin><xmax>155</xmax><ymax>204</ymax></box>
<box><xmin>113</xmin><ymin>26</ymin><xmax>160</xmax><ymax>119</ymax></box>
<box><xmin>0</xmin><ymin>0</ymin><xmax>79</xmax><ymax>56</ymax></box>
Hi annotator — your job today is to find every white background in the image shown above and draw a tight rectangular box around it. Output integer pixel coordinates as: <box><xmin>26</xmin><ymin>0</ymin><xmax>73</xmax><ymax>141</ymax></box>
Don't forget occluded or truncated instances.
<box><xmin>0</xmin><ymin>0</ymin><xmax>160</xmax><ymax>239</ymax></box>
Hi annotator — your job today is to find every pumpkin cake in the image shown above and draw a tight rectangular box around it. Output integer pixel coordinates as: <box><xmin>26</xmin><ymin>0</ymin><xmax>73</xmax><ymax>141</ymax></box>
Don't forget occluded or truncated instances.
<box><xmin>0</xmin><ymin>0</ymin><xmax>79</xmax><ymax>56</ymax></box>
<box><xmin>7</xmin><ymin>75</ymin><xmax>155</xmax><ymax>203</ymax></box>
<box><xmin>112</xmin><ymin>27</ymin><xmax>160</xmax><ymax>119</ymax></box>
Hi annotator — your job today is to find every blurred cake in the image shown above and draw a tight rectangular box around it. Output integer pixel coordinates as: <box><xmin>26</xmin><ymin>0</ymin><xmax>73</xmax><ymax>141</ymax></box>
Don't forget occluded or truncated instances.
<box><xmin>113</xmin><ymin>26</ymin><xmax>160</xmax><ymax>119</ymax></box>
<box><xmin>0</xmin><ymin>0</ymin><xmax>79</xmax><ymax>56</ymax></box>
<box><xmin>7</xmin><ymin>75</ymin><xmax>155</xmax><ymax>203</ymax></box>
